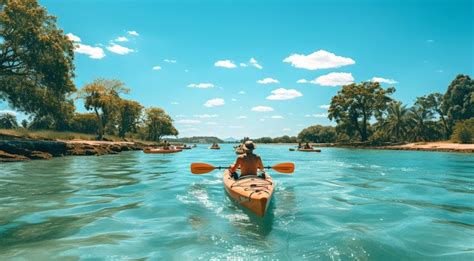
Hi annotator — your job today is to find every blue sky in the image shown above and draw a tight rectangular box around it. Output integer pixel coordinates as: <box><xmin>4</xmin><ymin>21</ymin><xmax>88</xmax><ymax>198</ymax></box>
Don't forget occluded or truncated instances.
<box><xmin>1</xmin><ymin>0</ymin><xmax>473</xmax><ymax>138</ymax></box>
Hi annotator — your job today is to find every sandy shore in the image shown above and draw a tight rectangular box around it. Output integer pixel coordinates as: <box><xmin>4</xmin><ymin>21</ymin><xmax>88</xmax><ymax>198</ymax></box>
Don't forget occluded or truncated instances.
<box><xmin>376</xmin><ymin>142</ymin><xmax>474</xmax><ymax>153</ymax></box>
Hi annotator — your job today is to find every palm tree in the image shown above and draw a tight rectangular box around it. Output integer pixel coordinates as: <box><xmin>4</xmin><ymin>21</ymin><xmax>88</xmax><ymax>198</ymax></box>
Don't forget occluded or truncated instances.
<box><xmin>381</xmin><ymin>102</ymin><xmax>410</xmax><ymax>141</ymax></box>
<box><xmin>408</xmin><ymin>106</ymin><xmax>432</xmax><ymax>141</ymax></box>
<box><xmin>0</xmin><ymin>113</ymin><xmax>19</xmax><ymax>129</ymax></box>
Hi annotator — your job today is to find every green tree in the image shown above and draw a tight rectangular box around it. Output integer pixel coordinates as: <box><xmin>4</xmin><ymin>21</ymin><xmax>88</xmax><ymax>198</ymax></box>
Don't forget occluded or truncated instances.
<box><xmin>0</xmin><ymin>0</ymin><xmax>76</xmax><ymax>129</ymax></box>
<box><xmin>143</xmin><ymin>107</ymin><xmax>178</xmax><ymax>141</ymax></box>
<box><xmin>380</xmin><ymin>101</ymin><xmax>410</xmax><ymax>141</ymax></box>
<box><xmin>298</xmin><ymin>125</ymin><xmax>336</xmax><ymax>143</ymax></box>
<box><xmin>70</xmin><ymin>113</ymin><xmax>98</xmax><ymax>134</ymax></box>
<box><xmin>0</xmin><ymin>112</ymin><xmax>17</xmax><ymax>128</ymax></box>
<box><xmin>416</xmin><ymin>93</ymin><xmax>450</xmax><ymax>138</ymax></box>
<box><xmin>118</xmin><ymin>99</ymin><xmax>143</xmax><ymax>138</ymax></box>
<box><xmin>21</xmin><ymin>119</ymin><xmax>28</xmax><ymax>128</ymax></box>
<box><xmin>451</xmin><ymin>118</ymin><xmax>474</xmax><ymax>144</ymax></box>
<box><xmin>78</xmin><ymin>79</ymin><xmax>129</xmax><ymax>140</ymax></box>
<box><xmin>328</xmin><ymin>82</ymin><xmax>395</xmax><ymax>141</ymax></box>
<box><xmin>442</xmin><ymin>74</ymin><xmax>473</xmax><ymax>125</ymax></box>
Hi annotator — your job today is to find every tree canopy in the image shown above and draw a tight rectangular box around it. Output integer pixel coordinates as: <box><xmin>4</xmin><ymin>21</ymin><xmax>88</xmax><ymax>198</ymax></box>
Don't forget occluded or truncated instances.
<box><xmin>0</xmin><ymin>0</ymin><xmax>76</xmax><ymax>129</ymax></box>
<box><xmin>143</xmin><ymin>107</ymin><xmax>178</xmax><ymax>141</ymax></box>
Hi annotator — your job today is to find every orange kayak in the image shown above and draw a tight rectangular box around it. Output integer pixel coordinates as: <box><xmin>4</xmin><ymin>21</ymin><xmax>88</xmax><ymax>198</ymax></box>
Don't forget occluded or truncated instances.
<box><xmin>223</xmin><ymin>169</ymin><xmax>273</xmax><ymax>217</ymax></box>
<box><xmin>143</xmin><ymin>148</ymin><xmax>182</xmax><ymax>154</ymax></box>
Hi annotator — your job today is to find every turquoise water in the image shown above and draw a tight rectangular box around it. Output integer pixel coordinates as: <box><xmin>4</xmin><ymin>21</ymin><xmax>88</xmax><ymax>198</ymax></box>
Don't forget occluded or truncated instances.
<box><xmin>1</xmin><ymin>144</ymin><xmax>473</xmax><ymax>260</ymax></box>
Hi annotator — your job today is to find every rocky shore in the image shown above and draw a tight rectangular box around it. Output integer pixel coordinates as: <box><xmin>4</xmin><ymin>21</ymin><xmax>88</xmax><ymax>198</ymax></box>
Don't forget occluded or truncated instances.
<box><xmin>0</xmin><ymin>138</ymin><xmax>145</xmax><ymax>163</ymax></box>
<box><xmin>311</xmin><ymin>141</ymin><xmax>474</xmax><ymax>153</ymax></box>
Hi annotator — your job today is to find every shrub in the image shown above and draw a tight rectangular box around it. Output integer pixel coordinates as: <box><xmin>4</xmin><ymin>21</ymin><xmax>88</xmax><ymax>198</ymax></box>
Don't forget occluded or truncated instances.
<box><xmin>451</xmin><ymin>118</ymin><xmax>474</xmax><ymax>144</ymax></box>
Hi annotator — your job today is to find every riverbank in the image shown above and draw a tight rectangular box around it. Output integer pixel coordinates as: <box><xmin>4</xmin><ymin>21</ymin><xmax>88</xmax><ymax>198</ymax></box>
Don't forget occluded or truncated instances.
<box><xmin>310</xmin><ymin>141</ymin><xmax>474</xmax><ymax>153</ymax></box>
<box><xmin>0</xmin><ymin>130</ymin><xmax>148</xmax><ymax>162</ymax></box>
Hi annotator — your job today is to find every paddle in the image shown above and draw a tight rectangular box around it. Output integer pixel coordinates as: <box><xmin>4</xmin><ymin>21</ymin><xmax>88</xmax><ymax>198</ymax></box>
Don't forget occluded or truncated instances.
<box><xmin>190</xmin><ymin>162</ymin><xmax>295</xmax><ymax>174</ymax></box>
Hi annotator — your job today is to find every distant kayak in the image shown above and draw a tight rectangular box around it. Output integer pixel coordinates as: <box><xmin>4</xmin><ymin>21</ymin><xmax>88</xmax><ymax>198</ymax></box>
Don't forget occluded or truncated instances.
<box><xmin>297</xmin><ymin>148</ymin><xmax>321</xmax><ymax>152</ymax></box>
<box><xmin>209</xmin><ymin>146</ymin><xmax>221</xmax><ymax>150</ymax></box>
<box><xmin>289</xmin><ymin>148</ymin><xmax>295</xmax><ymax>151</ymax></box>
<box><xmin>178</xmin><ymin>146</ymin><xmax>192</xmax><ymax>150</ymax></box>
<box><xmin>223</xmin><ymin>170</ymin><xmax>273</xmax><ymax>217</ymax></box>
<box><xmin>143</xmin><ymin>148</ymin><xmax>182</xmax><ymax>154</ymax></box>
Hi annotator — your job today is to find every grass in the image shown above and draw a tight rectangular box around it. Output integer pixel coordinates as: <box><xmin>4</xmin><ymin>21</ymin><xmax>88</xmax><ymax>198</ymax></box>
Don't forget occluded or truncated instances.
<box><xmin>0</xmin><ymin>128</ymin><xmax>115</xmax><ymax>141</ymax></box>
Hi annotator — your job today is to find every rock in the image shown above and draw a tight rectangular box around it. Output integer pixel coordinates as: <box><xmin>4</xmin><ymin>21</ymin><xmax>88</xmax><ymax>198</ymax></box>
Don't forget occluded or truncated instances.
<box><xmin>0</xmin><ymin>150</ymin><xmax>29</xmax><ymax>162</ymax></box>
<box><xmin>0</xmin><ymin>140</ymin><xmax>67</xmax><ymax>157</ymax></box>
<box><xmin>29</xmin><ymin>151</ymin><xmax>53</xmax><ymax>160</ymax></box>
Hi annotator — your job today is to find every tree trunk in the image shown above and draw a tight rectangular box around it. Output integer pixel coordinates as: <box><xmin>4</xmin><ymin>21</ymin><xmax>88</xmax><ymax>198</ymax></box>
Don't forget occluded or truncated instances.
<box><xmin>94</xmin><ymin>108</ymin><xmax>104</xmax><ymax>140</ymax></box>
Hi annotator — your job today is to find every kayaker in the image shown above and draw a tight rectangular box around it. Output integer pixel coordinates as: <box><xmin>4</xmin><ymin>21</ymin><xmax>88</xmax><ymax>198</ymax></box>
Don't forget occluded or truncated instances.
<box><xmin>163</xmin><ymin>140</ymin><xmax>170</xmax><ymax>150</ymax></box>
<box><xmin>229</xmin><ymin>140</ymin><xmax>264</xmax><ymax>179</ymax></box>
<box><xmin>304</xmin><ymin>142</ymin><xmax>311</xmax><ymax>149</ymax></box>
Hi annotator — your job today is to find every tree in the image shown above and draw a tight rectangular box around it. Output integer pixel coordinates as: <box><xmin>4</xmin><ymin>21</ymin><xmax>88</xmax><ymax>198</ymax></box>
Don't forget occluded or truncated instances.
<box><xmin>451</xmin><ymin>118</ymin><xmax>474</xmax><ymax>144</ymax></box>
<box><xmin>380</xmin><ymin>101</ymin><xmax>410</xmax><ymax>141</ymax></box>
<box><xmin>328</xmin><ymin>82</ymin><xmax>395</xmax><ymax>141</ymax></box>
<box><xmin>442</xmin><ymin>74</ymin><xmax>474</xmax><ymax>125</ymax></box>
<box><xmin>21</xmin><ymin>119</ymin><xmax>28</xmax><ymax>128</ymax></box>
<box><xmin>70</xmin><ymin>113</ymin><xmax>98</xmax><ymax>134</ymax></box>
<box><xmin>143</xmin><ymin>107</ymin><xmax>178</xmax><ymax>141</ymax></box>
<box><xmin>78</xmin><ymin>79</ymin><xmax>129</xmax><ymax>140</ymax></box>
<box><xmin>0</xmin><ymin>112</ymin><xmax>17</xmax><ymax>128</ymax></box>
<box><xmin>416</xmin><ymin>93</ymin><xmax>450</xmax><ymax>138</ymax></box>
<box><xmin>118</xmin><ymin>99</ymin><xmax>143</xmax><ymax>138</ymax></box>
<box><xmin>298</xmin><ymin>125</ymin><xmax>336</xmax><ymax>143</ymax></box>
<box><xmin>0</xmin><ymin>0</ymin><xmax>76</xmax><ymax>129</ymax></box>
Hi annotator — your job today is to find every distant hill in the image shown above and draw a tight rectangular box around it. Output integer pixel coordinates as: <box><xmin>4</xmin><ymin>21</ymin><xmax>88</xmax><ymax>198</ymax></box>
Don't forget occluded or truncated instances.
<box><xmin>223</xmin><ymin>137</ymin><xmax>239</xmax><ymax>143</ymax></box>
<box><xmin>169</xmin><ymin>136</ymin><xmax>224</xmax><ymax>144</ymax></box>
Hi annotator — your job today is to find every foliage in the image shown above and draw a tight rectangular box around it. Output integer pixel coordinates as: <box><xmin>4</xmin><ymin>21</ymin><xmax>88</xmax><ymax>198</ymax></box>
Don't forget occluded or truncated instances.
<box><xmin>21</xmin><ymin>119</ymin><xmax>28</xmax><ymax>128</ymax></box>
<box><xmin>0</xmin><ymin>0</ymin><xmax>76</xmax><ymax>129</ymax></box>
<box><xmin>451</xmin><ymin>118</ymin><xmax>474</xmax><ymax>144</ymax></box>
<box><xmin>0</xmin><ymin>112</ymin><xmax>17</xmax><ymax>129</ymax></box>
<box><xmin>70</xmin><ymin>113</ymin><xmax>98</xmax><ymax>134</ymax></box>
<box><xmin>297</xmin><ymin>125</ymin><xmax>336</xmax><ymax>143</ymax></box>
<box><xmin>379</xmin><ymin>101</ymin><xmax>410</xmax><ymax>141</ymax></box>
<box><xmin>442</xmin><ymin>74</ymin><xmax>474</xmax><ymax>125</ymax></box>
<box><xmin>143</xmin><ymin>107</ymin><xmax>178</xmax><ymax>141</ymax></box>
<box><xmin>118</xmin><ymin>99</ymin><xmax>143</xmax><ymax>138</ymax></box>
<box><xmin>415</xmin><ymin>93</ymin><xmax>450</xmax><ymax>138</ymax></box>
<box><xmin>329</xmin><ymin>81</ymin><xmax>395</xmax><ymax>141</ymax></box>
<box><xmin>171</xmin><ymin>136</ymin><xmax>224</xmax><ymax>144</ymax></box>
<box><xmin>272</xmin><ymin>135</ymin><xmax>298</xmax><ymax>143</ymax></box>
<box><xmin>78</xmin><ymin>79</ymin><xmax>129</xmax><ymax>140</ymax></box>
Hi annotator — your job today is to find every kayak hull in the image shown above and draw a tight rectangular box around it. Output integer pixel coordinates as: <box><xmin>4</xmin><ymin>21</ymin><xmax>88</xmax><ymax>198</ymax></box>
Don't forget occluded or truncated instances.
<box><xmin>297</xmin><ymin>149</ymin><xmax>321</xmax><ymax>152</ymax></box>
<box><xmin>143</xmin><ymin>148</ymin><xmax>182</xmax><ymax>154</ymax></box>
<box><xmin>209</xmin><ymin>147</ymin><xmax>221</xmax><ymax>150</ymax></box>
<box><xmin>223</xmin><ymin>170</ymin><xmax>273</xmax><ymax>217</ymax></box>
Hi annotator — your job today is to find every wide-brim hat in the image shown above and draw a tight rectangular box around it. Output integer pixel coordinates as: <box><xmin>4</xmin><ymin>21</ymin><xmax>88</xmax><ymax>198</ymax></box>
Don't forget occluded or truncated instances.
<box><xmin>243</xmin><ymin>140</ymin><xmax>255</xmax><ymax>151</ymax></box>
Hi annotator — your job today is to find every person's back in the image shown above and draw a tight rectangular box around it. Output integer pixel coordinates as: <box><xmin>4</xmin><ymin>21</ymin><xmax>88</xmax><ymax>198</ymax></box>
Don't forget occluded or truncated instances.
<box><xmin>230</xmin><ymin>141</ymin><xmax>264</xmax><ymax>177</ymax></box>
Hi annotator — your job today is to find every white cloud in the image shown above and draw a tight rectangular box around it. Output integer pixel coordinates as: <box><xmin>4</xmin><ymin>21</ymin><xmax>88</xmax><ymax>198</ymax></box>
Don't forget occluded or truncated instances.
<box><xmin>266</xmin><ymin>88</ymin><xmax>303</xmax><ymax>100</ymax></box>
<box><xmin>75</xmin><ymin>43</ymin><xmax>105</xmax><ymax>59</ymax></box>
<box><xmin>231</xmin><ymin>98</ymin><xmax>237</xmax><ymax>102</ymax></box>
<box><xmin>311</xmin><ymin>72</ymin><xmax>354</xmax><ymax>86</ymax></box>
<box><xmin>271</xmin><ymin>115</ymin><xmax>284</xmax><ymax>119</ymax></box>
<box><xmin>283</xmin><ymin>50</ymin><xmax>355</xmax><ymax>70</ymax></box>
<box><xmin>152</xmin><ymin>66</ymin><xmax>161</xmax><ymax>70</ymax></box>
<box><xmin>128</xmin><ymin>30</ymin><xmax>139</xmax><ymax>36</ymax></box>
<box><xmin>320</xmin><ymin>105</ymin><xmax>330</xmax><ymax>110</ymax></box>
<box><xmin>175</xmin><ymin>114</ymin><xmax>186</xmax><ymax>118</ymax></box>
<box><xmin>164</xmin><ymin>59</ymin><xmax>177</xmax><ymax>63</ymax></box>
<box><xmin>214</xmin><ymin>60</ymin><xmax>237</xmax><ymax>68</ymax></box>
<box><xmin>66</xmin><ymin>33</ymin><xmax>81</xmax><ymax>42</ymax></box>
<box><xmin>259</xmin><ymin>118</ymin><xmax>265</xmax><ymax>122</ymax></box>
<box><xmin>171</xmin><ymin>101</ymin><xmax>179</xmax><ymax>105</ymax></box>
<box><xmin>239</xmin><ymin>63</ymin><xmax>248</xmax><ymax>67</ymax></box>
<box><xmin>296</xmin><ymin>79</ymin><xmax>309</xmax><ymax>84</ymax></box>
<box><xmin>306</xmin><ymin>113</ymin><xmax>329</xmax><ymax>118</ymax></box>
<box><xmin>206</xmin><ymin>122</ymin><xmax>217</xmax><ymax>125</ymax></box>
<box><xmin>195</xmin><ymin>114</ymin><xmax>218</xmax><ymax>118</ymax></box>
<box><xmin>238</xmin><ymin>91</ymin><xmax>246</xmax><ymax>94</ymax></box>
<box><xmin>115</xmin><ymin>36</ymin><xmax>128</xmax><ymax>42</ymax></box>
<box><xmin>106</xmin><ymin>43</ymin><xmax>134</xmax><ymax>55</ymax></box>
<box><xmin>177</xmin><ymin>119</ymin><xmax>201</xmax><ymax>124</ymax></box>
<box><xmin>371</xmin><ymin>77</ymin><xmax>398</xmax><ymax>84</ymax></box>
<box><xmin>282</xmin><ymin>128</ymin><xmax>291</xmax><ymax>131</ymax></box>
<box><xmin>251</xmin><ymin>106</ymin><xmax>274</xmax><ymax>112</ymax></box>
<box><xmin>187</xmin><ymin>83</ymin><xmax>215</xmax><ymax>89</ymax></box>
<box><xmin>237</xmin><ymin>116</ymin><xmax>247</xmax><ymax>119</ymax></box>
<box><xmin>249</xmin><ymin>58</ymin><xmax>262</xmax><ymax>69</ymax></box>
<box><xmin>257</xmin><ymin>77</ymin><xmax>279</xmax><ymax>84</ymax></box>
<box><xmin>204</xmin><ymin>98</ymin><xmax>225</xmax><ymax>107</ymax></box>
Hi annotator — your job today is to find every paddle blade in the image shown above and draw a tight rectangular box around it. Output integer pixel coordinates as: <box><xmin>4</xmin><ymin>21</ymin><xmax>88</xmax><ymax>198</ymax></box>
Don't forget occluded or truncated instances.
<box><xmin>190</xmin><ymin>163</ymin><xmax>216</xmax><ymax>174</ymax></box>
<box><xmin>271</xmin><ymin>162</ymin><xmax>295</xmax><ymax>174</ymax></box>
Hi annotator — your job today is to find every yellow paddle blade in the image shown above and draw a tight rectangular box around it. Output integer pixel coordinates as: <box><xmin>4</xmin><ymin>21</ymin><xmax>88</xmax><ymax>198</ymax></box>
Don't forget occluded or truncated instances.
<box><xmin>190</xmin><ymin>162</ymin><xmax>217</xmax><ymax>174</ymax></box>
<box><xmin>271</xmin><ymin>162</ymin><xmax>295</xmax><ymax>174</ymax></box>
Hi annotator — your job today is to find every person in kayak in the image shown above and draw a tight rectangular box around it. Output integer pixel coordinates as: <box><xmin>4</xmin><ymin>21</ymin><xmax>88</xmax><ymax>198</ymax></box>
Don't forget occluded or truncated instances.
<box><xmin>229</xmin><ymin>140</ymin><xmax>265</xmax><ymax>179</ymax></box>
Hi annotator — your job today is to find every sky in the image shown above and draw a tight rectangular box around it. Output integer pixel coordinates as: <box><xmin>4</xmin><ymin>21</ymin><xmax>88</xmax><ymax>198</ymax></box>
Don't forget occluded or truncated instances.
<box><xmin>1</xmin><ymin>0</ymin><xmax>473</xmax><ymax>138</ymax></box>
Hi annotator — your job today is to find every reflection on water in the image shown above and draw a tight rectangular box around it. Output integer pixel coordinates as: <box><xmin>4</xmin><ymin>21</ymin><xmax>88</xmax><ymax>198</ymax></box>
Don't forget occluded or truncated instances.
<box><xmin>1</xmin><ymin>146</ymin><xmax>473</xmax><ymax>260</ymax></box>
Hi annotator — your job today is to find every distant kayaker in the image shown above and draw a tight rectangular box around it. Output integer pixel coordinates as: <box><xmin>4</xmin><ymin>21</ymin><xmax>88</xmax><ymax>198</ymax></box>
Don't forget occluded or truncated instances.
<box><xmin>304</xmin><ymin>142</ymin><xmax>311</xmax><ymax>149</ymax></box>
<box><xmin>163</xmin><ymin>140</ymin><xmax>170</xmax><ymax>150</ymax></box>
<box><xmin>229</xmin><ymin>140</ymin><xmax>264</xmax><ymax>179</ymax></box>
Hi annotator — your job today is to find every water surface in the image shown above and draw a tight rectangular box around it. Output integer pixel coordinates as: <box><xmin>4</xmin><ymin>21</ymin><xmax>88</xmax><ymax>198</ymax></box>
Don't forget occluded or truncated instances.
<box><xmin>1</xmin><ymin>144</ymin><xmax>473</xmax><ymax>260</ymax></box>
